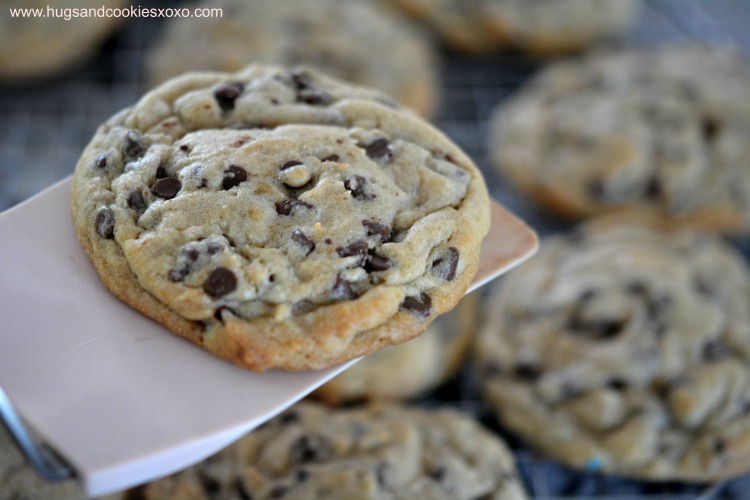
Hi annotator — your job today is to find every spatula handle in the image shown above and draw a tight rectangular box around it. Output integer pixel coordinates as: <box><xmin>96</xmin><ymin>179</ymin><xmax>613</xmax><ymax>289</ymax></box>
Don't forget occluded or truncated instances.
<box><xmin>0</xmin><ymin>385</ymin><xmax>75</xmax><ymax>482</ymax></box>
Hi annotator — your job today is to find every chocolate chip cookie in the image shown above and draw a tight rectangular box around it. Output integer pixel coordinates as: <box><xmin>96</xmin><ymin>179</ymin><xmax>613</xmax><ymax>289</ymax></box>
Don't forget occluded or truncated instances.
<box><xmin>313</xmin><ymin>292</ymin><xmax>478</xmax><ymax>404</ymax></box>
<box><xmin>490</xmin><ymin>44</ymin><xmax>750</xmax><ymax>234</ymax></box>
<box><xmin>383</xmin><ymin>0</ymin><xmax>638</xmax><ymax>54</ymax></box>
<box><xmin>133</xmin><ymin>402</ymin><xmax>527</xmax><ymax>499</ymax></box>
<box><xmin>0</xmin><ymin>0</ymin><xmax>124</xmax><ymax>81</ymax></box>
<box><xmin>145</xmin><ymin>0</ymin><xmax>440</xmax><ymax>117</ymax></box>
<box><xmin>70</xmin><ymin>65</ymin><xmax>491</xmax><ymax>372</ymax></box>
<box><xmin>476</xmin><ymin>214</ymin><xmax>750</xmax><ymax>481</ymax></box>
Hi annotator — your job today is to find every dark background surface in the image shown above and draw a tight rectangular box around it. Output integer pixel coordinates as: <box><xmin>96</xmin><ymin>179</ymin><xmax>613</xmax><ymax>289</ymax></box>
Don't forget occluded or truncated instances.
<box><xmin>2</xmin><ymin>0</ymin><xmax>750</xmax><ymax>497</ymax></box>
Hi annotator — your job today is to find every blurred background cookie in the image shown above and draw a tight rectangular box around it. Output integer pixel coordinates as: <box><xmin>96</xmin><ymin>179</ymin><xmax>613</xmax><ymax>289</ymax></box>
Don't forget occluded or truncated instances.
<box><xmin>489</xmin><ymin>44</ymin><xmax>750</xmax><ymax>234</ymax></box>
<box><xmin>145</xmin><ymin>0</ymin><xmax>440</xmax><ymax>117</ymax></box>
<box><xmin>475</xmin><ymin>214</ymin><xmax>750</xmax><ymax>481</ymax></box>
<box><xmin>314</xmin><ymin>293</ymin><xmax>478</xmax><ymax>404</ymax></box>
<box><xmin>0</xmin><ymin>0</ymin><xmax>124</xmax><ymax>82</ymax></box>
<box><xmin>382</xmin><ymin>0</ymin><xmax>639</xmax><ymax>54</ymax></box>
<box><xmin>133</xmin><ymin>402</ymin><xmax>527</xmax><ymax>499</ymax></box>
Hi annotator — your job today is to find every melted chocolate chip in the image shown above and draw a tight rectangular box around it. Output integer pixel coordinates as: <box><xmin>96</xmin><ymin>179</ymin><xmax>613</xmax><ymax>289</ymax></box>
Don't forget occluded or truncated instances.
<box><xmin>291</xmin><ymin>229</ymin><xmax>315</xmax><ymax>256</ymax></box>
<box><xmin>290</xmin><ymin>71</ymin><xmax>313</xmax><ymax>90</ymax></box>
<box><xmin>344</xmin><ymin>175</ymin><xmax>375</xmax><ymax>201</ymax></box>
<box><xmin>298</xmin><ymin>88</ymin><xmax>331</xmax><ymax>105</ymax></box>
<box><xmin>364</xmin><ymin>138</ymin><xmax>391</xmax><ymax>161</ymax></box>
<box><xmin>123</xmin><ymin>131</ymin><xmax>146</xmax><ymax>161</ymax></box>
<box><xmin>400</xmin><ymin>293</ymin><xmax>432</xmax><ymax>317</ymax></box>
<box><xmin>222</xmin><ymin>164</ymin><xmax>248</xmax><ymax>190</ymax></box>
<box><xmin>126</xmin><ymin>190</ymin><xmax>147</xmax><ymax>216</ymax></box>
<box><xmin>568</xmin><ymin>316</ymin><xmax>624</xmax><ymax>340</ymax></box>
<box><xmin>432</xmin><ymin>247</ymin><xmax>459</xmax><ymax>281</ymax></box>
<box><xmin>321</xmin><ymin>154</ymin><xmax>340</xmax><ymax>162</ymax></box>
<box><xmin>337</xmin><ymin>240</ymin><xmax>369</xmax><ymax>265</ymax></box>
<box><xmin>290</xmin><ymin>435</ymin><xmax>332</xmax><ymax>464</ymax></box>
<box><xmin>155</xmin><ymin>165</ymin><xmax>168</xmax><ymax>179</ymax></box>
<box><xmin>152</xmin><ymin>177</ymin><xmax>181</xmax><ymax>199</ymax></box>
<box><xmin>279</xmin><ymin>410</ymin><xmax>299</xmax><ymax>425</ymax></box>
<box><xmin>95</xmin><ymin>207</ymin><xmax>115</xmax><ymax>239</ymax></box>
<box><xmin>363</xmin><ymin>219</ymin><xmax>390</xmax><ymax>243</ymax></box>
<box><xmin>94</xmin><ymin>153</ymin><xmax>108</xmax><ymax>170</ymax></box>
<box><xmin>276</xmin><ymin>198</ymin><xmax>314</xmax><ymax>216</ymax></box>
<box><xmin>280</xmin><ymin>160</ymin><xmax>303</xmax><ymax>171</ymax></box>
<box><xmin>203</xmin><ymin>267</ymin><xmax>237</xmax><ymax>299</ymax></box>
<box><xmin>213</xmin><ymin>82</ymin><xmax>244</xmax><ymax>111</ymax></box>
<box><xmin>365</xmin><ymin>254</ymin><xmax>392</xmax><ymax>273</ymax></box>
<box><xmin>330</xmin><ymin>274</ymin><xmax>358</xmax><ymax>301</ymax></box>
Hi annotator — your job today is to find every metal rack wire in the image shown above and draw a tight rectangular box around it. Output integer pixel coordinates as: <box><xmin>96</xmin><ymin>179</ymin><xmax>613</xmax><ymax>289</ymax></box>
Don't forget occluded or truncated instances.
<box><xmin>2</xmin><ymin>0</ymin><xmax>750</xmax><ymax>498</ymax></box>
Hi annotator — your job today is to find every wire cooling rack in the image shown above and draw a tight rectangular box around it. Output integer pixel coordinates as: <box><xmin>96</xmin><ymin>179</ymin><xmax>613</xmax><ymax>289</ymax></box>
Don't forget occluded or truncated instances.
<box><xmin>2</xmin><ymin>0</ymin><xmax>750</xmax><ymax>498</ymax></box>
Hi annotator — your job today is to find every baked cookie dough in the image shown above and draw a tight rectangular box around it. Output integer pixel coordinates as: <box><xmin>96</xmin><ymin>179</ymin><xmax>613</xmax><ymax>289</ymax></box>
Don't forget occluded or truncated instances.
<box><xmin>71</xmin><ymin>65</ymin><xmax>490</xmax><ymax>372</ymax></box>
<box><xmin>0</xmin><ymin>0</ymin><xmax>123</xmax><ymax>81</ymax></box>
<box><xmin>133</xmin><ymin>402</ymin><xmax>527</xmax><ymax>499</ymax></box>
<box><xmin>382</xmin><ymin>0</ymin><xmax>638</xmax><ymax>54</ymax></box>
<box><xmin>146</xmin><ymin>0</ymin><xmax>439</xmax><ymax>117</ymax></box>
<box><xmin>490</xmin><ymin>44</ymin><xmax>750</xmax><ymax>234</ymax></box>
<box><xmin>476</xmin><ymin>215</ymin><xmax>750</xmax><ymax>481</ymax></box>
<box><xmin>314</xmin><ymin>292</ymin><xmax>477</xmax><ymax>404</ymax></box>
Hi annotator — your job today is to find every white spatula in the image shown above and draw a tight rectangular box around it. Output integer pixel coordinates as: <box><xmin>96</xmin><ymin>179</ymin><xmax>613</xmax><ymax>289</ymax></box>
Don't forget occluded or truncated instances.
<box><xmin>0</xmin><ymin>177</ymin><xmax>537</xmax><ymax>497</ymax></box>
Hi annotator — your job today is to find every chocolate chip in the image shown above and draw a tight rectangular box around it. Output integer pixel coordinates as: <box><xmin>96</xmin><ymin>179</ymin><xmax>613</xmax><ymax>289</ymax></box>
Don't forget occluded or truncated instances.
<box><xmin>93</xmin><ymin>153</ymin><xmax>108</xmax><ymax>170</ymax></box>
<box><xmin>321</xmin><ymin>154</ymin><xmax>340</xmax><ymax>162</ymax></box>
<box><xmin>279</xmin><ymin>410</ymin><xmax>299</xmax><ymax>425</ymax></box>
<box><xmin>702</xmin><ymin>117</ymin><xmax>721</xmax><ymax>142</ymax></box>
<box><xmin>233</xmin><ymin>479</ymin><xmax>252</xmax><ymax>500</ymax></box>
<box><xmin>280</xmin><ymin>160</ymin><xmax>303</xmax><ymax>171</ymax></box>
<box><xmin>606</xmin><ymin>379</ymin><xmax>628</xmax><ymax>391</ymax></box>
<box><xmin>714</xmin><ymin>438</ymin><xmax>727</xmax><ymax>454</ymax></box>
<box><xmin>514</xmin><ymin>362</ymin><xmax>541</xmax><ymax>381</ymax></box>
<box><xmin>126</xmin><ymin>190</ymin><xmax>147</xmax><ymax>216</ymax></box>
<box><xmin>376</xmin><ymin>463</ymin><xmax>391</xmax><ymax>489</ymax></box>
<box><xmin>152</xmin><ymin>177</ymin><xmax>181</xmax><ymax>199</ymax></box>
<box><xmin>432</xmin><ymin>247</ymin><xmax>459</xmax><ymax>281</ymax></box>
<box><xmin>645</xmin><ymin>176</ymin><xmax>662</xmax><ymax>199</ymax></box>
<box><xmin>568</xmin><ymin>316</ymin><xmax>623</xmax><ymax>339</ymax></box>
<box><xmin>428</xmin><ymin>465</ymin><xmax>446</xmax><ymax>482</ymax></box>
<box><xmin>198</xmin><ymin>474</ymin><xmax>221</xmax><ymax>495</ymax></box>
<box><xmin>213</xmin><ymin>82</ymin><xmax>244</xmax><ymax>111</ymax></box>
<box><xmin>344</xmin><ymin>175</ymin><xmax>375</xmax><ymax>201</ymax></box>
<box><xmin>203</xmin><ymin>267</ymin><xmax>237</xmax><ymax>299</ymax></box>
<box><xmin>337</xmin><ymin>240</ymin><xmax>369</xmax><ymax>265</ymax></box>
<box><xmin>298</xmin><ymin>88</ymin><xmax>331</xmax><ymax>105</ymax></box>
<box><xmin>330</xmin><ymin>274</ymin><xmax>358</xmax><ymax>301</ymax></box>
<box><xmin>290</xmin><ymin>435</ymin><xmax>332</xmax><ymax>464</ymax></box>
<box><xmin>95</xmin><ymin>207</ymin><xmax>115</xmax><ymax>239</ymax></box>
<box><xmin>179</xmin><ymin>144</ymin><xmax>191</xmax><ymax>153</ymax></box>
<box><xmin>291</xmin><ymin>229</ymin><xmax>315</xmax><ymax>256</ymax></box>
<box><xmin>400</xmin><ymin>293</ymin><xmax>432</xmax><ymax>317</ymax></box>
<box><xmin>269</xmin><ymin>486</ymin><xmax>287</xmax><ymax>499</ymax></box>
<box><xmin>155</xmin><ymin>165</ymin><xmax>168</xmax><ymax>179</ymax></box>
<box><xmin>364</xmin><ymin>138</ymin><xmax>391</xmax><ymax>161</ymax></box>
<box><xmin>222</xmin><ymin>164</ymin><xmax>248</xmax><ymax>190</ymax></box>
<box><xmin>365</xmin><ymin>254</ymin><xmax>392</xmax><ymax>273</ymax></box>
<box><xmin>290</xmin><ymin>71</ymin><xmax>312</xmax><ymax>90</ymax></box>
<box><xmin>702</xmin><ymin>340</ymin><xmax>731</xmax><ymax>362</ymax></box>
<box><xmin>207</xmin><ymin>242</ymin><xmax>224</xmax><ymax>255</ymax></box>
<box><xmin>363</xmin><ymin>220</ymin><xmax>390</xmax><ymax>243</ymax></box>
<box><xmin>276</xmin><ymin>198</ymin><xmax>314</xmax><ymax>216</ymax></box>
<box><xmin>123</xmin><ymin>131</ymin><xmax>146</xmax><ymax>161</ymax></box>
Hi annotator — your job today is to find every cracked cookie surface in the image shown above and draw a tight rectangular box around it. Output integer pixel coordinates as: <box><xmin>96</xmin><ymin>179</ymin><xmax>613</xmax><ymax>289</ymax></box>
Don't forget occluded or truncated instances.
<box><xmin>71</xmin><ymin>65</ymin><xmax>489</xmax><ymax>371</ymax></box>
<box><xmin>490</xmin><ymin>44</ymin><xmax>750</xmax><ymax>234</ymax></box>
<box><xmin>133</xmin><ymin>402</ymin><xmax>527</xmax><ymax>499</ymax></box>
<box><xmin>476</xmin><ymin>215</ymin><xmax>750</xmax><ymax>481</ymax></box>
